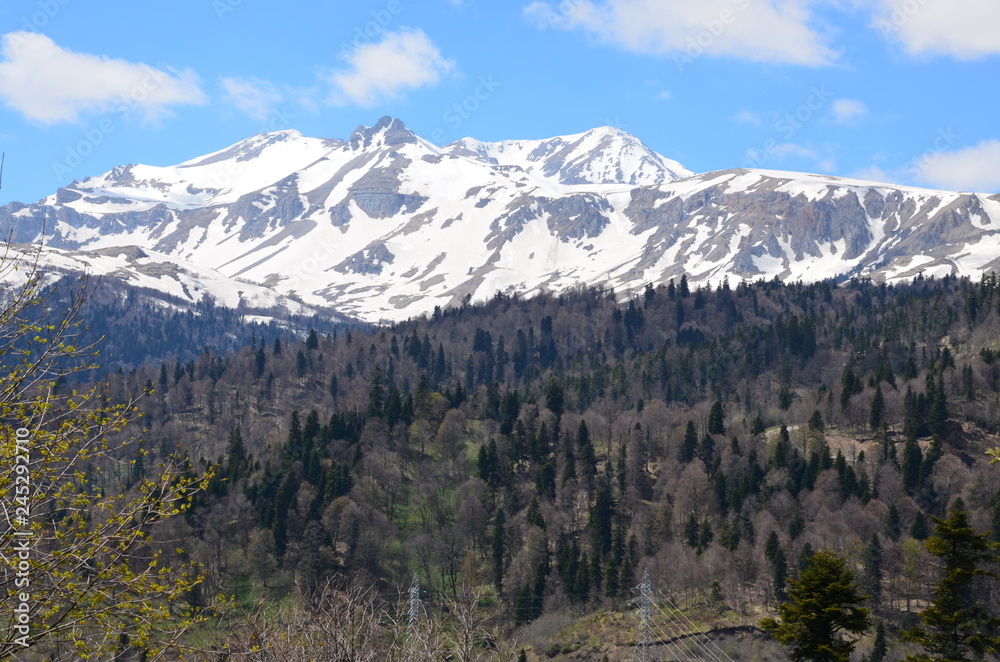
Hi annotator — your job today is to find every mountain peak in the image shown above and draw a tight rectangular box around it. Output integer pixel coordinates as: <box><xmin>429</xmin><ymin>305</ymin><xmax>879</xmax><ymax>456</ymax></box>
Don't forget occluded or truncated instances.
<box><xmin>444</xmin><ymin>125</ymin><xmax>692</xmax><ymax>186</ymax></box>
<box><xmin>9</xmin><ymin>118</ymin><xmax>998</xmax><ymax>325</ymax></box>
<box><xmin>584</xmin><ymin>125</ymin><xmax>632</xmax><ymax>137</ymax></box>
<box><xmin>348</xmin><ymin>116</ymin><xmax>418</xmax><ymax>151</ymax></box>
<box><xmin>179</xmin><ymin>129</ymin><xmax>307</xmax><ymax>169</ymax></box>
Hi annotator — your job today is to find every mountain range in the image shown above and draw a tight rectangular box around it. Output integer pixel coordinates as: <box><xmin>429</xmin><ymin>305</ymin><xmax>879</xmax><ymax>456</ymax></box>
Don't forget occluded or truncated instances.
<box><xmin>2</xmin><ymin>116</ymin><xmax>998</xmax><ymax>323</ymax></box>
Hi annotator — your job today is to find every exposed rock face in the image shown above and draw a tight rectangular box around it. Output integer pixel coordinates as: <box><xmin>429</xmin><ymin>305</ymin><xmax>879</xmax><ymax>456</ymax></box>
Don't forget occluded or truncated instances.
<box><xmin>336</xmin><ymin>244</ymin><xmax>396</xmax><ymax>275</ymax></box>
<box><xmin>2</xmin><ymin>117</ymin><xmax>998</xmax><ymax>323</ymax></box>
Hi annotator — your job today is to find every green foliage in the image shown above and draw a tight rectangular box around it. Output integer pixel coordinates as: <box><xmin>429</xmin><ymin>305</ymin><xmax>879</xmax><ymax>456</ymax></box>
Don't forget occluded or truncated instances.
<box><xmin>869</xmin><ymin>621</ymin><xmax>888</xmax><ymax>662</ymax></box>
<box><xmin>904</xmin><ymin>504</ymin><xmax>1000</xmax><ymax>661</ymax></box>
<box><xmin>0</xmin><ymin>259</ymin><xmax>209</xmax><ymax>659</ymax></box>
<box><xmin>761</xmin><ymin>549</ymin><xmax>871</xmax><ymax>662</ymax></box>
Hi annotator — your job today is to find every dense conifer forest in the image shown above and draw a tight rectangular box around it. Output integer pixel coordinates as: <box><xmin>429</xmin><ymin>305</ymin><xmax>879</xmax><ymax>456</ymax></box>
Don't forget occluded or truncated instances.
<box><xmin>72</xmin><ymin>274</ymin><xmax>1000</xmax><ymax>659</ymax></box>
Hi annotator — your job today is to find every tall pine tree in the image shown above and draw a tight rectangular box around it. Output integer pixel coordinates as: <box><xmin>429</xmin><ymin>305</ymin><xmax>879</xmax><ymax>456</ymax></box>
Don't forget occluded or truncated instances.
<box><xmin>905</xmin><ymin>503</ymin><xmax>1000</xmax><ymax>661</ymax></box>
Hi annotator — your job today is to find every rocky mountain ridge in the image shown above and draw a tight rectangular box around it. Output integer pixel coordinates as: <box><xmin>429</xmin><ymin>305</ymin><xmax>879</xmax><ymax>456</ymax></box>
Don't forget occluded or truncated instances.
<box><xmin>2</xmin><ymin>116</ymin><xmax>998</xmax><ymax>322</ymax></box>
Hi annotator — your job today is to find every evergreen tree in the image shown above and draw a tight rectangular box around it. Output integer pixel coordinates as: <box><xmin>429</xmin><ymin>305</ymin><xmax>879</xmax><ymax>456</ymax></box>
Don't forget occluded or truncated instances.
<box><xmin>903</xmin><ymin>385</ymin><xmax>921</xmax><ymax>442</ymax></box>
<box><xmin>808</xmin><ymin>409</ymin><xmax>825</xmax><ymax>433</ymax></box>
<box><xmin>698</xmin><ymin>431</ymin><xmax>715</xmax><ymax>468</ymax></box>
<box><xmin>761</xmin><ymin>550</ymin><xmax>871</xmax><ymax>662</ymax></box>
<box><xmin>963</xmin><ymin>364</ymin><xmax>975</xmax><ymax>401</ymax></box>
<box><xmin>684</xmin><ymin>512</ymin><xmax>700</xmax><ymax>549</ymax></box>
<box><xmin>526</xmin><ymin>496</ymin><xmax>546</xmax><ymax>530</ymax></box>
<box><xmin>772</xmin><ymin>547</ymin><xmax>789</xmax><ymax>601</ymax></box>
<box><xmin>225</xmin><ymin>425</ymin><xmax>248</xmax><ymax>482</ymax></box>
<box><xmin>366</xmin><ymin>367</ymin><xmax>385</xmax><ymax>418</ymax></box>
<box><xmin>841</xmin><ymin>367</ymin><xmax>863</xmax><ymax>411</ymax></box>
<box><xmin>774</xmin><ymin>424</ymin><xmax>791</xmax><ymax>468</ymax></box>
<box><xmin>604</xmin><ymin>556</ymin><xmax>620</xmax><ymax>601</ymax></box>
<box><xmin>798</xmin><ymin>542</ymin><xmax>815</xmax><ymax>572</ymax></box>
<box><xmin>928</xmin><ymin>374</ymin><xmax>949</xmax><ymax>439</ymax></box>
<box><xmin>869</xmin><ymin>385</ymin><xmax>885</xmax><ymax>432</ymax></box>
<box><xmin>679</xmin><ymin>420</ymin><xmax>698</xmax><ymax>463</ymax></box>
<box><xmin>255</xmin><ymin>346</ymin><xmax>266</xmax><ymax>378</ymax></box>
<box><xmin>719</xmin><ymin>516</ymin><xmax>741</xmax><ymax>551</ymax></box>
<box><xmin>708</xmin><ymin>400</ymin><xmax>725</xmax><ymax>435</ymax></box>
<box><xmin>862</xmin><ymin>534</ymin><xmax>883</xmax><ymax>610</ymax></box>
<box><xmin>679</xmin><ymin>274</ymin><xmax>690</xmax><ymax>298</ymax></box>
<box><xmin>699</xmin><ymin>517</ymin><xmax>714</xmax><ymax>553</ymax></box>
<box><xmin>869</xmin><ymin>621</ymin><xmax>887</xmax><ymax>662</ymax></box>
<box><xmin>901</xmin><ymin>436</ymin><xmax>923</xmax><ymax>494</ymax></box>
<box><xmin>886</xmin><ymin>505</ymin><xmax>902</xmax><ymax>541</ymax></box>
<box><xmin>905</xmin><ymin>504</ymin><xmax>1000</xmax><ymax>661</ymax></box>
<box><xmin>588</xmin><ymin>478</ymin><xmax>615</xmax><ymax>559</ymax></box>
<box><xmin>765</xmin><ymin>531</ymin><xmax>781</xmax><ymax>563</ymax></box>
<box><xmin>544</xmin><ymin>378</ymin><xmax>565</xmax><ymax>418</ymax></box>
<box><xmin>911</xmin><ymin>511</ymin><xmax>930</xmax><ymax>541</ymax></box>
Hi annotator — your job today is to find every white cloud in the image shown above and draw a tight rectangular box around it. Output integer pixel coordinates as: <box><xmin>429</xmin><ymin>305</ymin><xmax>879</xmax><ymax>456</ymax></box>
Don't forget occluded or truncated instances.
<box><xmin>871</xmin><ymin>0</ymin><xmax>1000</xmax><ymax>59</ymax></box>
<box><xmin>326</xmin><ymin>28</ymin><xmax>455</xmax><ymax>107</ymax></box>
<box><xmin>917</xmin><ymin>140</ymin><xmax>1000</xmax><ymax>192</ymax></box>
<box><xmin>220</xmin><ymin>76</ymin><xmax>284</xmax><ymax>122</ymax></box>
<box><xmin>0</xmin><ymin>31</ymin><xmax>205</xmax><ymax>124</ymax></box>
<box><xmin>656</xmin><ymin>90</ymin><xmax>671</xmax><ymax>100</ymax></box>
<box><xmin>524</xmin><ymin>0</ymin><xmax>837</xmax><ymax>65</ymax></box>
<box><xmin>832</xmin><ymin>98</ymin><xmax>867</xmax><ymax>124</ymax></box>
<box><xmin>731</xmin><ymin>110</ymin><xmax>761</xmax><ymax>126</ymax></box>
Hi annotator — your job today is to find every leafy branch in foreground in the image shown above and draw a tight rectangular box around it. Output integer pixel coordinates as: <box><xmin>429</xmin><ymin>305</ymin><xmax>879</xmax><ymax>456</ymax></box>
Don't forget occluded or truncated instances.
<box><xmin>0</xmin><ymin>244</ymin><xmax>211</xmax><ymax>660</ymax></box>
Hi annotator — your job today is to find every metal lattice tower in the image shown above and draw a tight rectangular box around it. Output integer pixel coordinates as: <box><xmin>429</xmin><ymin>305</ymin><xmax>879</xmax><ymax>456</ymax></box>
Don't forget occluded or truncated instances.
<box><xmin>634</xmin><ymin>567</ymin><xmax>654</xmax><ymax>662</ymax></box>
<box><xmin>408</xmin><ymin>574</ymin><xmax>421</xmax><ymax>632</ymax></box>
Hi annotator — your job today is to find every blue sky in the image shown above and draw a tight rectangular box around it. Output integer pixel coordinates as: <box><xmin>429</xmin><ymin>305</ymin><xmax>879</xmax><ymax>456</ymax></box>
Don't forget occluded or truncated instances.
<box><xmin>1</xmin><ymin>0</ymin><xmax>998</xmax><ymax>205</ymax></box>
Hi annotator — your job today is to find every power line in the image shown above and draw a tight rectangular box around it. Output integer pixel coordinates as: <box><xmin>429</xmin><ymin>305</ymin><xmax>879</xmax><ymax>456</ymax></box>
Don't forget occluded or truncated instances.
<box><xmin>656</xmin><ymin>589</ymin><xmax>735</xmax><ymax>662</ymax></box>
<box><xmin>408</xmin><ymin>574</ymin><xmax>421</xmax><ymax>632</ymax></box>
<box><xmin>633</xmin><ymin>568</ymin><xmax>654</xmax><ymax>662</ymax></box>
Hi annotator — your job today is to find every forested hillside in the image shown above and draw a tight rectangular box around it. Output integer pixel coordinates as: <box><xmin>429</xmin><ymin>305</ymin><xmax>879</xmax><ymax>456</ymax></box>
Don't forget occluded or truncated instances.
<box><xmin>95</xmin><ymin>274</ymin><xmax>1000</xmax><ymax>659</ymax></box>
<box><xmin>35</xmin><ymin>274</ymin><xmax>348</xmax><ymax>374</ymax></box>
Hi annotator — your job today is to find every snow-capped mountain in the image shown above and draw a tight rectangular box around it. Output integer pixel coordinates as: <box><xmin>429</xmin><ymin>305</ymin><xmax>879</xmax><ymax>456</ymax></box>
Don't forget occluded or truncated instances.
<box><xmin>2</xmin><ymin>116</ymin><xmax>999</xmax><ymax>323</ymax></box>
<box><xmin>442</xmin><ymin>125</ymin><xmax>692</xmax><ymax>186</ymax></box>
